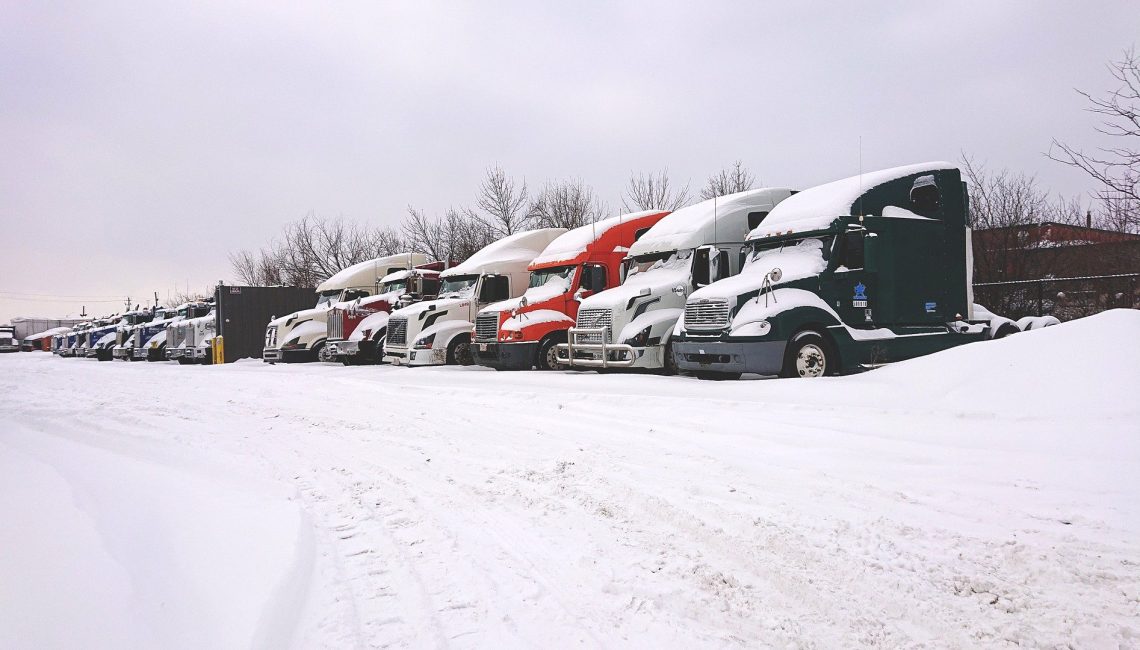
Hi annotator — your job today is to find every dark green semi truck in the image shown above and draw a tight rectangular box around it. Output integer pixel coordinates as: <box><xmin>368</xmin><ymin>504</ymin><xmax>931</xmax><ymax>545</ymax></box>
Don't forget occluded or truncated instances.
<box><xmin>671</xmin><ymin>162</ymin><xmax>1018</xmax><ymax>379</ymax></box>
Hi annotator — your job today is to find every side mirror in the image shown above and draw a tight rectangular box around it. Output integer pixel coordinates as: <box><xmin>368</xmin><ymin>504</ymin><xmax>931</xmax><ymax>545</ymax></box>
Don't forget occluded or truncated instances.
<box><xmin>574</xmin><ymin>287</ymin><xmax>589</xmax><ymax>302</ymax></box>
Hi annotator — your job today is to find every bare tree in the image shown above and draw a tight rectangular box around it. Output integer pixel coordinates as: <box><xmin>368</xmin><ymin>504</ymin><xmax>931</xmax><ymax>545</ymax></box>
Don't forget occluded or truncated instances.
<box><xmin>164</xmin><ymin>288</ymin><xmax>212</xmax><ymax>308</ymax></box>
<box><xmin>230</xmin><ymin>214</ymin><xmax>413</xmax><ymax>287</ymax></box>
<box><xmin>402</xmin><ymin>206</ymin><xmax>494</xmax><ymax>264</ymax></box>
<box><xmin>1049</xmin><ymin>48</ymin><xmax>1140</xmax><ymax>232</ymax></box>
<box><xmin>700</xmin><ymin>160</ymin><xmax>756</xmax><ymax>200</ymax></box>
<box><xmin>528</xmin><ymin>178</ymin><xmax>608</xmax><ymax>229</ymax></box>
<box><xmin>621</xmin><ymin>169</ymin><xmax>690</xmax><ymax>212</ymax></box>
<box><xmin>963</xmin><ymin>157</ymin><xmax>1085</xmax><ymax>284</ymax></box>
<box><xmin>467</xmin><ymin>165</ymin><xmax>530</xmax><ymax>236</ymax></box>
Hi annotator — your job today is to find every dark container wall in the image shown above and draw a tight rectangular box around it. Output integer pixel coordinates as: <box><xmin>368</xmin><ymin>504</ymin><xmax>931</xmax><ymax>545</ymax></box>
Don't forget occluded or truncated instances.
<box><xmin>213</xmin><ymin>285</ymin><xmax>315</xmax><ymax>362</ymax></box>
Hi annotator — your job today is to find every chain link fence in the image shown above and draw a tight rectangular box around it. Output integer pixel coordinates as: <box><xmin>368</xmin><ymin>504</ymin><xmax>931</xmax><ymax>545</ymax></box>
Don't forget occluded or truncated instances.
<box><xmin>973</xmin><ymin>273</ymin><xmax>1140</xmax><ymax>321</ymax></box>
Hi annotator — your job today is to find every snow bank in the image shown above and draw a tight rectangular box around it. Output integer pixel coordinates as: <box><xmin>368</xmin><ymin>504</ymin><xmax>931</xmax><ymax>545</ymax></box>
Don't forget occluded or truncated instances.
<box><xmin>750</xmin><ymin>162</ymin><xmax>954</xmax><ymax>238</ymax></box>
<box><xmin>0</xmin><ymin>423</ymin><xmax>313</xmax><ymax>649</ymax></box>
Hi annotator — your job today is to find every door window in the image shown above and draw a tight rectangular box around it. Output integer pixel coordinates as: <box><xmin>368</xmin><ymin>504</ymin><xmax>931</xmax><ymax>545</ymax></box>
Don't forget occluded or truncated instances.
<box><xmin>478</xmin><ymin>275</ymin><xmax>509</xmax><ymax>302</ymax></box>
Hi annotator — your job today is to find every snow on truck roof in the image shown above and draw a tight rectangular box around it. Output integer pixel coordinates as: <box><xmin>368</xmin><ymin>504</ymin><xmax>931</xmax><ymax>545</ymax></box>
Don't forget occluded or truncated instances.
<box><xmin>629</xmin><ymin>188</ymin><xmax>796</xmax><ymax>257</ymax></box>
<box><xmin>441</xmin><ymin>228</ymin><xmax>567</xmax><ymax>277</ymax></box>
<box><xmin>529</xmin><ymin>210</ymin><xmax>667</xmax><ymax>267</ymax></box>
<box><xmin>749</xmin><ymin>161</ymin><xmax>956</xmax><ymax>239</ymax></box>
<box><xmin>316</xmin><ymin>252</ymin><xmax>431</xmax><ymax>292</ymax></box>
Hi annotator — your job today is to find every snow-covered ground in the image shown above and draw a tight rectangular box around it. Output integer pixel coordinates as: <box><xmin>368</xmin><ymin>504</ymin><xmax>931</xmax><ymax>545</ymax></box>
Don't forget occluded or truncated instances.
<box><xmin>2</xmin><ymin>310</ymin><xmax>1138</xmax><ymax>649</ymax></box>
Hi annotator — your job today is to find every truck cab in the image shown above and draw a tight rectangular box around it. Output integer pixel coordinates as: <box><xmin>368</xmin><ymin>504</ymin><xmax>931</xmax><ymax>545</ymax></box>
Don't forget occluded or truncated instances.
<box><xmin>328</xmin><ymin>262</ymin><xmax>446</xmax><ymax>365</ymax></box>
<box><xmin>671</xmin><ymin>162</ymin><xmax>987</xmax><ymax>379</ymax></box>
<box><xmin>59</xmin><ymin>323</ymin><xmax>89</xmax><ymax>357</ymax></box>
<box><xmin>165</xmin><ymin>302</ymin><xmax>214</xmax><ymax>362</ymax></box>
<box><xmin>111</xmin><ymin>309</ymin><xmax>156</xmax><ymax>360</ymax></box>
<box><xmin>556</xmin><ymin>189</ymin><xmax>795</xmax><ymax>372</ymax></box>
<box><xmin>383</xmin><ymin>228</ymin><xmax>567</xmax><ymax>367</ymax></box>
<box><xmin>262</xmin><ymin>253</ymin><xmax>430</xmax><ymax>363</ymax></box>
<box><xmin>82</xmin><ymin>317</ymin><xmax>119</xmax><ymax>359</ymax></box>
<box><xmin>472</xmin><ymin>211</ymin><xmax>670</xmax><ymax>370</ymax></box>
<box><xmin>132</xmin><ymin>305</ymin><xmax>191</xmax><ymax>361</ymax></box>
<box><xmin>0</xmin><ymin>326</ymin><xmax>17</xmax><ymax>353</ymax></box>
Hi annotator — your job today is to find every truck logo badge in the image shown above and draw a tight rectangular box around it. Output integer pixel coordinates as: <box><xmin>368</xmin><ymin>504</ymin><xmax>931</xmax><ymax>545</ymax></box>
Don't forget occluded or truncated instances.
<box><xmin>924</xmin><ymin>301</ymin><xmax>937</xmax><ymax>313</ymax></box>
<box><xmin>852</xmin><ymin>282</ymin><xmax>868</xmax><ymax>308</ymax></box>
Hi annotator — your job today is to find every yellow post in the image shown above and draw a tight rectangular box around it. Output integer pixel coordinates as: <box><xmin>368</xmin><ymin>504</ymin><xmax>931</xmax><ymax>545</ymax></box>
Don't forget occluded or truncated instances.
<box><xmin>213</xmin><ymin>336</ymin><xmax>224</xmax><ymax>364</ymax></box>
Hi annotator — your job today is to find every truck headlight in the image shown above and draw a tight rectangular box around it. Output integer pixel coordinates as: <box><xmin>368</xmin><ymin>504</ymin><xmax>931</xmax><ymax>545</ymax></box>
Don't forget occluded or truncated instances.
<box><xmin>733</xmin><ymin>320</ymin><xmax>771</xmax><ymax>337</ymax></box>
<box><xmin>625</xmin><ymin>325</ymin><xmax>652</xmax><ymax>347</ymax></box>
<box><xmin>413</xmin><ymin>333</ymin><xmax>435</xmax><ymax>349</ymax></box>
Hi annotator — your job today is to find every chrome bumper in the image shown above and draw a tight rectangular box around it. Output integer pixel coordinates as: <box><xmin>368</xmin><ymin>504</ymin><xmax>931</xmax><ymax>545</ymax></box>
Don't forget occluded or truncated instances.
<box><xmin>554</xmin><ymin>326</ymin><xmax>637</xmax><ymax>368</ymax></box>
<box><xmin>330</xmin><ymin>340</ymin><xmax>357</xmax><ymax>356</ymax></box>
<box><xmin>262</xmin><ymin>347</ymin><xmax>283</xmax><ymax>362</ymax></box>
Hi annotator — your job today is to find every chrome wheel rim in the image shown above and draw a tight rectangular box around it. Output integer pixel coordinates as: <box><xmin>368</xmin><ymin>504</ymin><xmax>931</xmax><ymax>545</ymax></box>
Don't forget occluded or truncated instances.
<box><xmin>318</xmin><ymin>345</ymin><xmax>333</xmax><ymax>363</ymax></box>
<box><xmin>796</xmin><ymin>343</ymin><xmax>826</xmax><ymax>377</ymax></box>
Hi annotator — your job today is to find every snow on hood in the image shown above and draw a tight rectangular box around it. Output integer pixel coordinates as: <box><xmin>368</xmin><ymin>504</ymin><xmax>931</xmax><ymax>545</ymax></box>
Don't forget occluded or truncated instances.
<box><xmin>441</xmin><ymin>228</ymin><xmax>566</xmax><ymax>278</ymax></box>
<box><xmin>348</xmin><ymin>311</ymin><xmax>390</xmax><ymax>341</ymax></box>
<box><xmin>316</xmin><ymin>252</ymin><xmax>430</xmax><ymax>292</ymax></box>
<box><xmin>749</xmin><ymin>162</ymin><xmax>953</xmax><ymax>239</ymax></box>
<box><xmin>578</xmin><ymin>252</ymin><xmax>692</xmax><ymax>312</ymax></box>
<box><xmin>631</xmin><ymin>188</ymin><xmax>794</xmax><ymax>256</ymax></box>
<box><xmin>389</xmin><ymin>297</ymin><xmax>470</xmax><ymax>321</ymax></box>
<box><xmin>530</xmin><ymin>211</ymin><xmax>663</xmax><ymax>266</ymax></box>
<box><xmin>269</xmin><ymin>306</ymin><xmax>328</xmax><ymax>328</ymax></box>
<box><xmin>482</xmin><ymin>275</ymin><xmax>571</xmax><ymax>314</ymax></box>
<box><xmin>502</xmin><ymin>309</ymin><xmax>574</xmax><ymax>332</ymax></box>
<box><xmin>689</xmin><ymin>237</ymin><xmax>829</xmax><ymax>303</ymax></box>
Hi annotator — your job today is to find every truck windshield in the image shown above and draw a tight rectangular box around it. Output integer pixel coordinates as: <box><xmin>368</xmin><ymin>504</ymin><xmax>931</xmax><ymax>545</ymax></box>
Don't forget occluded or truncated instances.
<box><xmin>315</xmin><ymin>290</ymin><xmax>342</xmax><ymax>307</ymax></box>
<box><xmin>0</xmin><ymin>327</ymin><xmax>13</xmax><ymax>336</ymax></box>
<box><xmin>625</xmin><ymin>249</ymin><xmax>692</xmax><ymax>279</ymax></box>
<box><xmin>439</xmin><ymin>274</ymin><xmax>479</xmax><ymax>298</ymax></box>
<box><xmin>529</xmin><ymin>265</ymin><xmax>576</xmax><ymax>288</ymax></box>
<box><xmin>380</xmin><ymin>279</ymin><xmax>408</xmax><ymax>294</ymax></box>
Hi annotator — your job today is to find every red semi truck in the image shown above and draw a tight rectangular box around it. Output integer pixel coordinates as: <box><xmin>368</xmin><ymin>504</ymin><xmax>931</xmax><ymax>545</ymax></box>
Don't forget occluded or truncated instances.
<box><xmin>327</xmin><ymin>262</ymin><xmax>447</xmax><ymax>364</ymax></box>
<box><xmin>471</xmin><ymin>210</ymin><xmax>670</xmax><ymax>370</ymax></box>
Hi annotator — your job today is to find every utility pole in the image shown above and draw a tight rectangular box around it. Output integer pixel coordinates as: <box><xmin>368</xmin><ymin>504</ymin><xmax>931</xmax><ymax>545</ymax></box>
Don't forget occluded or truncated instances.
<box><xmin>80</xmin><ymin>305</ymin><xmax>87</xmax><ymax>317</ymax></box>
<box><xmin>154</xmin><ymin>291</ymin><xmax>159</xmax><ymax>308</ymax></box>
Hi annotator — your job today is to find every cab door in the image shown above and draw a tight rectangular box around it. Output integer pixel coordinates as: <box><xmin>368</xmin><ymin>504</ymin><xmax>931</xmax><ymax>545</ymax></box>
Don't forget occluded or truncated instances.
<box><xmin>831</xmin><ymin>229</ymin><xmax>875</xmax><ymax>326</ymax></box>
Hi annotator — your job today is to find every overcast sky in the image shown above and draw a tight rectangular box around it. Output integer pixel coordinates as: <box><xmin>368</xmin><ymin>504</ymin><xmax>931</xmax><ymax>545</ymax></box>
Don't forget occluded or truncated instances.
<box><xmin>2</xmin><ymin>1</ymin><xmax>1137</xmax><ymax>322</ymax></box>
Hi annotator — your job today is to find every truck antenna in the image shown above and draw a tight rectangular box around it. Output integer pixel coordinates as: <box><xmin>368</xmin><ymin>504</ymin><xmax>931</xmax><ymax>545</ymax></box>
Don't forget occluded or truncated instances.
<box><xmin>125</xmin><ymin>296</ymin><xmax>132</xmax><ymax>311</ymax></box>
<box><xmin>858</xmin><ymin>135</ymin><xmax>864</xmax><ymax>217</ymax></box>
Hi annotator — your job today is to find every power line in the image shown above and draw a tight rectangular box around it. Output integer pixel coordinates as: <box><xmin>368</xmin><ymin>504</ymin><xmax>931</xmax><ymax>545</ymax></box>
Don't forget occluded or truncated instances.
<box><xmin>0</xmin><ymin>290</ymin><xmax>126</xmax><ymax>299</ymax></box>
<box><xmin>0</xmin><ymin>295</ymin><xmax>123</xmax><ymax>303</ymax></box>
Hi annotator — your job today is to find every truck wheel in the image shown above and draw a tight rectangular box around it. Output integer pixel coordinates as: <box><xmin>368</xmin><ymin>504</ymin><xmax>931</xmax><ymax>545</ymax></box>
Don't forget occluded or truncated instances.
<box><xmin>992</xmin><ymin>322</ymin><xmax>1019</xmax><ymax>339</ymax></box>
<box><xmin>781</xmin><ymin>331</ymin><xmax>832</xmax><ymax>379</ymax></box>
<box><xmin>314</xmin><ymin>341</ymin><xmax>333</xmax><ymax>363</ymax></box>
<box><xmin>373</xmin><ymin>331</ymin><xmax>387</xmax><ymax>364</ymax></box>
<box><xmin>536</xmin><ymin>336</ymin><xmax>563</xmax><ymax>371</ymax></box>
<box><xmin>447</xmin><ymin>335</ymin><xmax>473</xmax><ymax>366</ymax></box>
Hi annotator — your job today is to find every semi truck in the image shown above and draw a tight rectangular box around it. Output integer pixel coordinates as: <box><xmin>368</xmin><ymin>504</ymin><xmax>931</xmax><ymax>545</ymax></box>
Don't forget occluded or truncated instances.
<box><xmin>383</xmin><ymin>228</ymin><xmax>567</xmax><ymax>366</ymax></box>
<box><xmin>670</xmin><ymin>162</ymin><xmax>1014</xmax><ymax>379</ymax></box>
<box><xmin>556</xmin><ymin>188</ymin><xmax>795</xmax><ymax>372</ymax></box>
<box><xmin>471</xmin><ymin>210</ymin><xmax>670</xmax><ymax>370</ymax></box>
<box><xmin>111</xmin><ymin>309</ymin><xmax>156</xmax><ymax>360</ymax></box>
<box><xmin>263</xmin><ymin>253</ymin><xmax>430</xmax><ymax>363</ymax></box>
<box><xmin>133</xmin><ymin>302</ymin><xmax>209</xmax><ymax>361</ymax></box>
<box><xmin>0</xmin><ymin>325</ymin><xmax>17</xmax><ymax>353</ymax></box>
<box><xmin>81</xmin><ymin>317</ymin><xmax>119</xmax><ymax>359</ymax></box>
<box><xmin>327</xmin><ymin>263</ymin><xmax>446</xmax><ymax>365</ymax></box>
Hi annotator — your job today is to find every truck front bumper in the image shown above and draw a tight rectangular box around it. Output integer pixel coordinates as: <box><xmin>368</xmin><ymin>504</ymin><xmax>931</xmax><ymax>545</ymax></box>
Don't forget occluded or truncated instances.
<box><xmin>384</xmin><ymin>346</ymin><xmax>441</xmax><ymax>366</ymax></box>
<box><xmin>554</xmin><ymin>341</ymin><xmax>664</xmax><ymax>369</ymax></box>
<box><xmin>187</xmin><ymin>346</ymin><xmax>211</xmax><ymax>362</ymax></box>
<box><xmin>0</xmin><ymin>345</ymin><xmax>19</xmax><ymax>353</ymax></box>
<box><xmin>262</xmin><ymin>347</ymin><xmax>311</xmax><ymax>363</ymax></box>
<box><xmin>472</xmin><ymin>340</ymin><xmax>537</xmax><ymax>370</ymax></box>
<box><xmin>330</xmin><ymin>339</ymin><xmax>377</xmax><ymax>361</ymax></box>
<box><xmin>112</xmin><ymin>348</ymin><xmax>131</xmax><ymax>360</ymax></box>
<box><xmin>672</xmin><ymin>339</ymin><xmax>785</xmax><ymax>376</ymax></box>
<box><xmin>167</xmin><ymin>348</ymin><xmax>185</xmax><ymax>360</ymax></box>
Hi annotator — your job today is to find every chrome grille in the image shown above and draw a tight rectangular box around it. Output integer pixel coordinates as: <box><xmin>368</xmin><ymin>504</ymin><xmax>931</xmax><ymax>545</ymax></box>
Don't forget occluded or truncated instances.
<box><xmin>474</xmin><ymin>312</ymin><xmax>499</xmax><ymax>341</ymax></box>
<box><xmin>170</xmin><ymin>324</ymin><xmax>186</xmax><ymax>348</ymax></box>
<box><xmin>575</xmin><ymin>308</ymin><xmax>612</xmax><ymax>344</ymax></box>
<box><xmin>265</xmin><ymin>325</ymin><xmax>277</xmax><ymax>348</ymax></box>
<box><xmin>684</xmin><ymin>299</ymin><xmax>730</xmax><ymax>331</ymax></box>
<box><xmin>327</xmin><ymin>310</ymin><xmax>343</xmax><ymax>341</ymax></box>
<box><xmin>387</xmin><ymin>316</ymin><xmax>408</xmax><ymax>346</ymax></box>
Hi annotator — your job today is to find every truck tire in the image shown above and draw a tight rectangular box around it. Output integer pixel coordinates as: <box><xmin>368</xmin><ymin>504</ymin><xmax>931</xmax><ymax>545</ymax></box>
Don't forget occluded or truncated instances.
<box><xmin>781</xmin><ymin>330</ymin><xmax>833</xmax><ymax>379</ymax></box>
<box><xmin>373</xmin><ymin>331</ymin><xmax>387</xmax><ymax>364</ymax></box>
<box><xmin>535</xmin><ymin>335</ymin><xmax>564</xmax><ymax>371</ymax></box>
<box><xmin>992</xmin><ymin>322</ymin><xmax>1019</xmax><ymax>339</ymax></box>
<box><xmin>447</xmin><ymin>335</ymin><xmax>473</xmax><ymax>366</ymax></box>
<box><xmin>314</xmin><ymin>341</ymin><xmax>333</xmax><ymax>363</ymax></box>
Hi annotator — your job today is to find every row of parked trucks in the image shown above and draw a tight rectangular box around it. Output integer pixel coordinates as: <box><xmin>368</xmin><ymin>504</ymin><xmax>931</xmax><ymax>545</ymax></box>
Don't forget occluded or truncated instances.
<box><xmin>27</xmin><ymin>163</ymin><xmax>1055</xmax><ymax>377</ymax></box>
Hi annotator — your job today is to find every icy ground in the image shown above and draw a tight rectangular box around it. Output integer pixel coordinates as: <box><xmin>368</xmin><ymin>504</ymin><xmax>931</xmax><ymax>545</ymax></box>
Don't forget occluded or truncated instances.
<box><xmin>2</xmin><ymin>310</ymin><xmax>1138</xmax><ymax>649</ymax></box>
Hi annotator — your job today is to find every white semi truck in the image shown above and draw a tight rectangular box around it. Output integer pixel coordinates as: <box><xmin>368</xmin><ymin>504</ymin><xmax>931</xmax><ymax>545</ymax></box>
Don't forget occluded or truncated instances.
<box><xmin>263</xmin><ymin>253</ymin><xmax>430</xmax><ymax>363</ymax></box>
<box><xmin>383</xmin><ymin>228</ymin><xmax>566</xmax><ymax>366</ymax></box>
<box><xmin>556</xmin><ymin>188</ymin><xmax>795</xmax><ymax>372</ymax></box>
